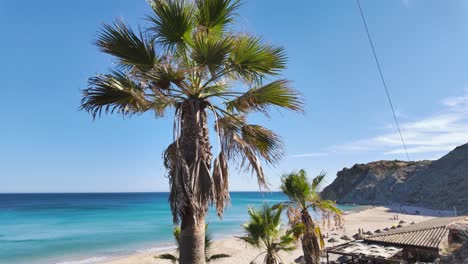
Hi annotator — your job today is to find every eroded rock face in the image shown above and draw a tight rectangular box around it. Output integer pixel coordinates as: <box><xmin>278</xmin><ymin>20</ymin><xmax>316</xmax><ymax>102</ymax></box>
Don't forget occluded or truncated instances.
<box><xmin>321</xmin><ymin>143</ymin><xmax>468</xmax><ymax>213</ymax></box>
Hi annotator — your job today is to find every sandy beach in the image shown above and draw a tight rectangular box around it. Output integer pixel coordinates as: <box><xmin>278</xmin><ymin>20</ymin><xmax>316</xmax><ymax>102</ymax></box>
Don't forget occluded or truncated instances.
<box><xmin>99</xmin><ymin>205</ymin><xmax>454</xmax><ymax>264</ymax></box>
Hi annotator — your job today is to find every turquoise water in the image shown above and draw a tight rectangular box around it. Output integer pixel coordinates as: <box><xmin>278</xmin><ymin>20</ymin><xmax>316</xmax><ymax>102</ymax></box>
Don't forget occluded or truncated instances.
<box><xmin>0</xmin><ymin>193</ymin><xmax>360</xmax><ymax>264</ymax></box>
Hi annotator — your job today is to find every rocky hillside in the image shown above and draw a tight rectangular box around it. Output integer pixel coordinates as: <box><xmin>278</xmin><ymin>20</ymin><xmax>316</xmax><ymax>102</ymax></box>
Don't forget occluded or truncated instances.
<box><xmin>321</xmin><ymin>143</ymin><xmax>468</xmax><ymax>213</ymax></box>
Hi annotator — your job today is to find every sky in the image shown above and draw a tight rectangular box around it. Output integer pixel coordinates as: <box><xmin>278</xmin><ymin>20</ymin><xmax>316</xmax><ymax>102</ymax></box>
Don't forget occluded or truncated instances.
<box><xmin>1</xmin><ymin>0</ymin><xmax>468</xmax><ymax>193</ymax></box>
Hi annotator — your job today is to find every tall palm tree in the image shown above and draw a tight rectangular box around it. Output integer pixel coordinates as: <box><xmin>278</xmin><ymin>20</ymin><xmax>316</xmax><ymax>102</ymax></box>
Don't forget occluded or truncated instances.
<box><xmin>157</xmin><ymin>225</ymin><xmax>230</xmax><ymax>263</ymax></box>
<box><xmin>238</xmin><ymin>204</ymin><xmax>301</xmax><ymax>264</ymax></box>
<box><xmin>80</xmin><ymin>0</ymin><xmax>303</xmax><ymax>263</ymax></box>
<box><xmin>278</xmin><ymin>170</ymin><xmax>342</xmax><ymax>264</ymax></box>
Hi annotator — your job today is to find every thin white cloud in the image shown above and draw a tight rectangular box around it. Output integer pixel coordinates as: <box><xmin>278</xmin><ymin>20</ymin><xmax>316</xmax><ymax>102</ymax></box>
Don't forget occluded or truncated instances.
<box><xmin>331</xmin><ymin>91</ymin><xmax>468</xmax><ymax>158</ymax></box>
<box><xmin>290</xmin><ymin>152</ymin><xmax>328</xmax><ymax>158</ymax></box>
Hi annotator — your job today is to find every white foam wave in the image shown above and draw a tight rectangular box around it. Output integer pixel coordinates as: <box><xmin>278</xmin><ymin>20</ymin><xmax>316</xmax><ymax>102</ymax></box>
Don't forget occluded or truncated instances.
<box><xmin>56</xmin><ymin>256</ymin><xmax>110</xmax><ymax>264</ymax></box>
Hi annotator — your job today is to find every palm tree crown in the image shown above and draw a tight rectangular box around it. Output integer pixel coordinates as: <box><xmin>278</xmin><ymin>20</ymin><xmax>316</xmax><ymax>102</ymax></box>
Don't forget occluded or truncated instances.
<box><xmin>239</xmin><ymin>204</ymin><xmax>301</xmax><ymax>264</ymax></box>
<box><xmin>278</xmin><ymin>170</ymin><xmax>343</xmax><ymax>264</ymax></box>
<box><xmin>81</xmin><ymin>0</ymin><xmax>303</xmax><ymax>224</ymax></box>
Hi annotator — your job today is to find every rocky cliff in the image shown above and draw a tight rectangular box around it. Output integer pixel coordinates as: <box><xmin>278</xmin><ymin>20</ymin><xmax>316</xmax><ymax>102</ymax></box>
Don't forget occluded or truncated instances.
<box><xmin>321</xmin><ymin>143</ymin><xmax>468</xmax><ymax>213</ymax></box>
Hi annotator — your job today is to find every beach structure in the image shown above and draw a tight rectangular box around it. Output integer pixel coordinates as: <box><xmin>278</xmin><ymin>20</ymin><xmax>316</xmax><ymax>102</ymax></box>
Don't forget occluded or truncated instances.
<box><xmin>325</xmin><ymin>216</ymin><xmax>466</xmax><ymax>263</ymax></box>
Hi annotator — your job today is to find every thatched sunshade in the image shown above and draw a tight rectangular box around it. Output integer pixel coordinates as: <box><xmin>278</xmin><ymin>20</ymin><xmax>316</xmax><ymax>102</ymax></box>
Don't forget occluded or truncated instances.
<box><xmin>294</xmin><ymin>256</ymin><xmax>305</xmax><ymax>264</ymax></box>
<box><xmin>365</xmin><ymin>231</ymin><xmax>373</xmax><ymax>235</ymax></box>
<box><xmin>328</xmin><ymin>237</ymin><xmax>340</xmax><ymax>246</ymax></box>
<box><xmin>410</xmin><ymin>221</ymin><xmax>415</xmax><ymax>225</ymax></box>
<box><xmin>340</xmin><ymin>235</ymin><xmax>352</xmax><ymax>241</ymax></box>
<box><xmin>353</xmin><ymin>233</ymin><xmax>362</xmax><ymax>239</ymax></box>
<box><xmin>390</xmin><ymin>226</ymin><xmax>396</xmax><ymax>229</ymax></box>
<box><xmin>374</xmin><ymin>229</ymin><xmax>383</xmax><ymax>233</ymax></box>
<box><xmin>399</xmin><ymin>220</ymin><xmax>406</xmax><ymax>224</ymax></box>
<box><xmin>397</xmin><ymin>224</ymin><xmax>403</xmax><ymax>228</ymax></box>
<box><xmin>383</xmin><ymin>227</ymin><xmax>390</xmax><ymax>231</ymax></box>
<box><xmin>337</xmin><ymin>256</ymin><xmax>350</xmax><ymax>263</ymax></box>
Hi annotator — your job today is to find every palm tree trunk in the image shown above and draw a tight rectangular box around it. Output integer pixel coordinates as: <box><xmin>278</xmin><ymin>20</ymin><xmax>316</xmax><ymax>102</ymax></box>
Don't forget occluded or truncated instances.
<box><xmin>179</xmin><ymin>210</ymin><xmax>206</xmax><ymax>264</ymax></box>
<box><xmin>301</xmin><ymin>210</ymin><xmax>321</xmax><ymax>264</ymax></box>
<box><xmin>265</xmin><ymin>253</ymin><xmax>276</xmax><ymax>264</ymax></box>
<box><xmin>177</xmin><ymin>99</ymin><xmax>212</xmax><ymax>264</ymax></box>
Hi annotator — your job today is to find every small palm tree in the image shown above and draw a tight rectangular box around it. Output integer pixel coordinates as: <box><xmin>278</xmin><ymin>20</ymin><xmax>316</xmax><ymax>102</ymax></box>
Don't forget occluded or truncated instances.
<box><xmin>80</xmin><ymin>0</ymin><xmax>303</xmax><ymax>262</ymax></box>
<box><xmin>157</xmin><ymin>225</ymin><xmax>230</xmax><ymax>263</ymax></box>
<box><xmin>238</xmin><ymin>204</ymin><xmax>301</xmax><ymax>264</ymax></box>
<box><xmin>278</xmin><ymin>170</ymin><xmax>343</xmax><ymax>264</ymax></box>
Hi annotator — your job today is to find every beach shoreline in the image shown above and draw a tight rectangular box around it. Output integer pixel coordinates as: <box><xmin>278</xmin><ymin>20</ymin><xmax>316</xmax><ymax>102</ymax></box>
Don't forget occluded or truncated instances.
<box><xmin>87</xmin><ymin>205</ymin><xmax>454</xmax><ymax>264</ymax></box>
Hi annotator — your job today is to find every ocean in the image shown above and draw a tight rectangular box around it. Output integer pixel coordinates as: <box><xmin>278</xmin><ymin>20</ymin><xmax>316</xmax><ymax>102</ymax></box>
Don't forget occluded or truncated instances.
<box><xmin>0</xmin><ymin>192</ymin><xmax>360</xmax><ymax>264</ymax></box>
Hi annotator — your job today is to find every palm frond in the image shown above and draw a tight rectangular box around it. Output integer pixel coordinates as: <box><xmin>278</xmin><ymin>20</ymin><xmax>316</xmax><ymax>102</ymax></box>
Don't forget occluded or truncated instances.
<box><xmin>96</xmin><ymin>20</ymin><xmax>156</xmax><ymax>70</ymax></box>
<box><xmin>226</xmin><ymin>80</ymin><xmax>303</xmax><ymax>114</ymax></box>
<box><xmin>155</xmin><ymin>253</ymin><xmax>178</xmax><ymax>263</ymax></box>
<box><xmin>241</xmin><ymin>125</ymin><xmax>284</xmax><ymax>164</ymax></box>
<box><xmin>216</xmin><ymin>116</ymin><xmax>272</xmax><ymax>189</ymax></box>
<box><xmin>240</xmin><ymin>204</ymin><xmax>298</xmax><ymax>263</ymax></box>
<box><xmin>145</xmin><ymin>64</ymin><xmax>186</xmax><ymax>91</ymax></box>
<box><xmin>311</xmin><ymin>172</ymin><xmax>326</xmax><ymax>192</ymax></box>
<box><xmin>195</xmin><ymin>0</ymin><xmax>240</xmax><ymax>34</ymax></box>
<box><xmin>173</xmin><ymin>226</ymin><xmax>181</xmax><ymax>251</ymax></box>
<box><xmin>81</xmin><ymin>70</ymin><xmax>151</xmax><ymax>118</ymax></box>
<box><xmin>191</xmin><ymin>32</ymin><xmax>233</xmax><ymax>74</ymax></box>
<box><xmin>147</xmin><ymin>0</ymin><xmax>194</xmax><ymax>49</ymax></box>
<box><xmin>315</xmin><ymin>225</ymin><xmax>325</xmax><ymax>249</ymax></box>
<box><xmin>212</xmin><ymin>152</ymin><xmax>230</xmax><ymax>217</ymax></box>
<box><xmin>280</xmin><ymin>170</ymin><xmax>310</xmax><ymax>207</ymax></box>
<box><xmin>207</xmin><ymin>254</ymin><xmax>231</xmax><ymax>262</ymax></box>
<box><xmin>228</xmin><ymin>34</ymin><xmax>287</xmax><ymax>83</ymax></box>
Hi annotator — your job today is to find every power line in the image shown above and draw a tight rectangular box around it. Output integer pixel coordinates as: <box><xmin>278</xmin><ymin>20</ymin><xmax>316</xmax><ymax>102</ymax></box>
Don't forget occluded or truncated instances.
<box><xmin>356</xmin><ymin>0</ymin><xmax>411</xmax><ymax>161</ymax></box>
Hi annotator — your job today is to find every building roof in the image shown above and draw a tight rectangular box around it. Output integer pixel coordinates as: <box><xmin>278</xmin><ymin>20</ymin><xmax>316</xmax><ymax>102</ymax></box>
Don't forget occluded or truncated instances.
<box><xmin>447</xmin><ymin>217</ymin><xmax>468</xmax><ymax>231</ymax></box>
<box><xmin>364</xmin><ymin>216</ymin><xmax>466</xmax><ymax>249</ymax></box>
<box><xmin>327</xmin><ymin>241</ymin><xmax>403</xmax><ymax>261</ymax></box>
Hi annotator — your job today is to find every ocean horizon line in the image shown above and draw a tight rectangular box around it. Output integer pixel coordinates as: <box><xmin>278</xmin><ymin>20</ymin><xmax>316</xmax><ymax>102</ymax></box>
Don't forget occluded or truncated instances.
<box><xmin>0</xmin><ymin>190</ymin><xmax>284</xmax><ymax>195</ymax></box>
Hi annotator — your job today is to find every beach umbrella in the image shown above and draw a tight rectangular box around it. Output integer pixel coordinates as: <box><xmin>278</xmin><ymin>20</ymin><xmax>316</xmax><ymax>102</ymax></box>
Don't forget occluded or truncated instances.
<box><xmin>340</xmin><ymin>235</ymin><xmax>352</xmax><ymax>241</ymax></box>
<box><xmin>390</xmin><ymin>226</ymin><xmax>396</xmax><ymax>229</ymax></box>
<box><xmin>337</xmin><ymin>256</ymin><xmax>350</xmax><ymax>263</ymax></box>
<box><xmin>328</xmin><ymin>237</ymin><xmax>340</xmax><ymax>247</ymax></box>
<box><xmin>294</xmin><ymin>256</ymin><xmax>305</xmax><ymax>264</ymax></box>
<box><xmin>353</xmin><ymin>233</ymin><xmax>362</xmax><ymax>239</ymax></box>
<box><xmin>397</xmin><ymin>224</ymin><xmax>403</xmax><ymax>228</ymax></box>
<box><xmin>365</xmin><ymin>231</ymin><xmax>373</xmax><ymax>235</ymax></box>
<box><xmin>383</xmin><ymin>227</ymin><xmax>390</xmax><ymax>231</ymax></box>
<box><xmin>399</xmin><ymin>220</ymin><xmax>406</xmax><ymax>224</ymax></box>
<box><xmin>374</xmin><ymin>229</ymin><xmax>382</xmax><ymax>233</ymax></box>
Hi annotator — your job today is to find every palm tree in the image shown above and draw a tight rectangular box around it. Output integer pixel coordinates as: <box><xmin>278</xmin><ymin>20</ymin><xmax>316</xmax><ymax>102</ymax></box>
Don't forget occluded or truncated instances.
<box><xmin>278</xmin><ymin>170</ymin><xmax>342</xmax><ymax>264</ymax></box>
<box><xmin>238</xmin><ymin>204</ymin><xmax>301</xmax><ymax>264</ymax></box>
<box><xmin>80</xmin><ymin>0</ymin><xmax>303</xmax><ymax>263</ymax></box>
<box><xmin>157</xmin><ymin>225</ymin><xmax>230</xmax><ymax>263</ymax></box>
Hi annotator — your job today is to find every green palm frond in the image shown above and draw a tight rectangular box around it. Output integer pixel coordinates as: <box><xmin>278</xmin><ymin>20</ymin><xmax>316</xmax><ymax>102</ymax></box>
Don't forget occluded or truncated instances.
<box><xmin>241</xmin><ymin>125</ymin><xmax>284</xmax><ymax>164</ymax></box>
<box><xmin>195</xmin><ymin>0</ymin><xmax>240</xmax><ymax>34</ymax></box>
<box><xmin>155</xmin><ymin>253</ymin><xmax>178</xmax><ymax>263</ymax></box>
<box><xmin>147</xmin><ymin>0</ymin><xmax>194</xmax><ymax>49</ymax></box>
<box><xmin>81</xmin><ymin>70</ymin><xmax>151</xmax><ymax>118</ymax></box>
<box><xmin>173</xmin><ymin>226</ymin><xmax>181</xmax><ymax>251</ymax></box>
<box><xmin>207</xmin><ymin>254</ymin><xmax>231</xmax><ymax>262</ymax></box>
<box><xmin>239</xmin><ymin>204</ymin><xmax>298</xmax><ymax>264</ymax></box>
<box><xmin>311</xmin><ymin>172</ymin><xmax>326</xmax><ymax>192</ymax></box>
<box><xmin>280</xmin><ymin>169</ymin><xmax>310</xmax><ymax>207</ymax></box>
<box><xmin>145</xmin><ymin>63</ymin><xmax>185</xmax><ymax>91</ymax></box>
<box><xmin>226</xmin><ymin>80</ymin><xmax>303</xmax><ymax>114</ymax></box>
<box><xmin>96</xmin><ymin>20</ymin><xmax>156</xmax><ymax>70</ymax></box>
<box><xmin>279</xmin><ymin>170</ymin><xmax>343</xmax><ymax>261</ymax></box>
<box><xmin>191</xmin><ymin>32</ymin><xmax>233</xmax><ymax>74</ymax></box>
<box><xmin>229</xmin><ymin>34</ymin><xmax>287</xmax><ymax>83</ymax></box>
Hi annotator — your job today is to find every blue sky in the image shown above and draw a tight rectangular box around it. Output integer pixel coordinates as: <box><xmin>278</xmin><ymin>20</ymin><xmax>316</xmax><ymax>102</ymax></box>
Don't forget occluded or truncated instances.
<box><xmin>1</xmin><ymin>0</ymin><xmax>468</xmax><ymax>193</ymax></box>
